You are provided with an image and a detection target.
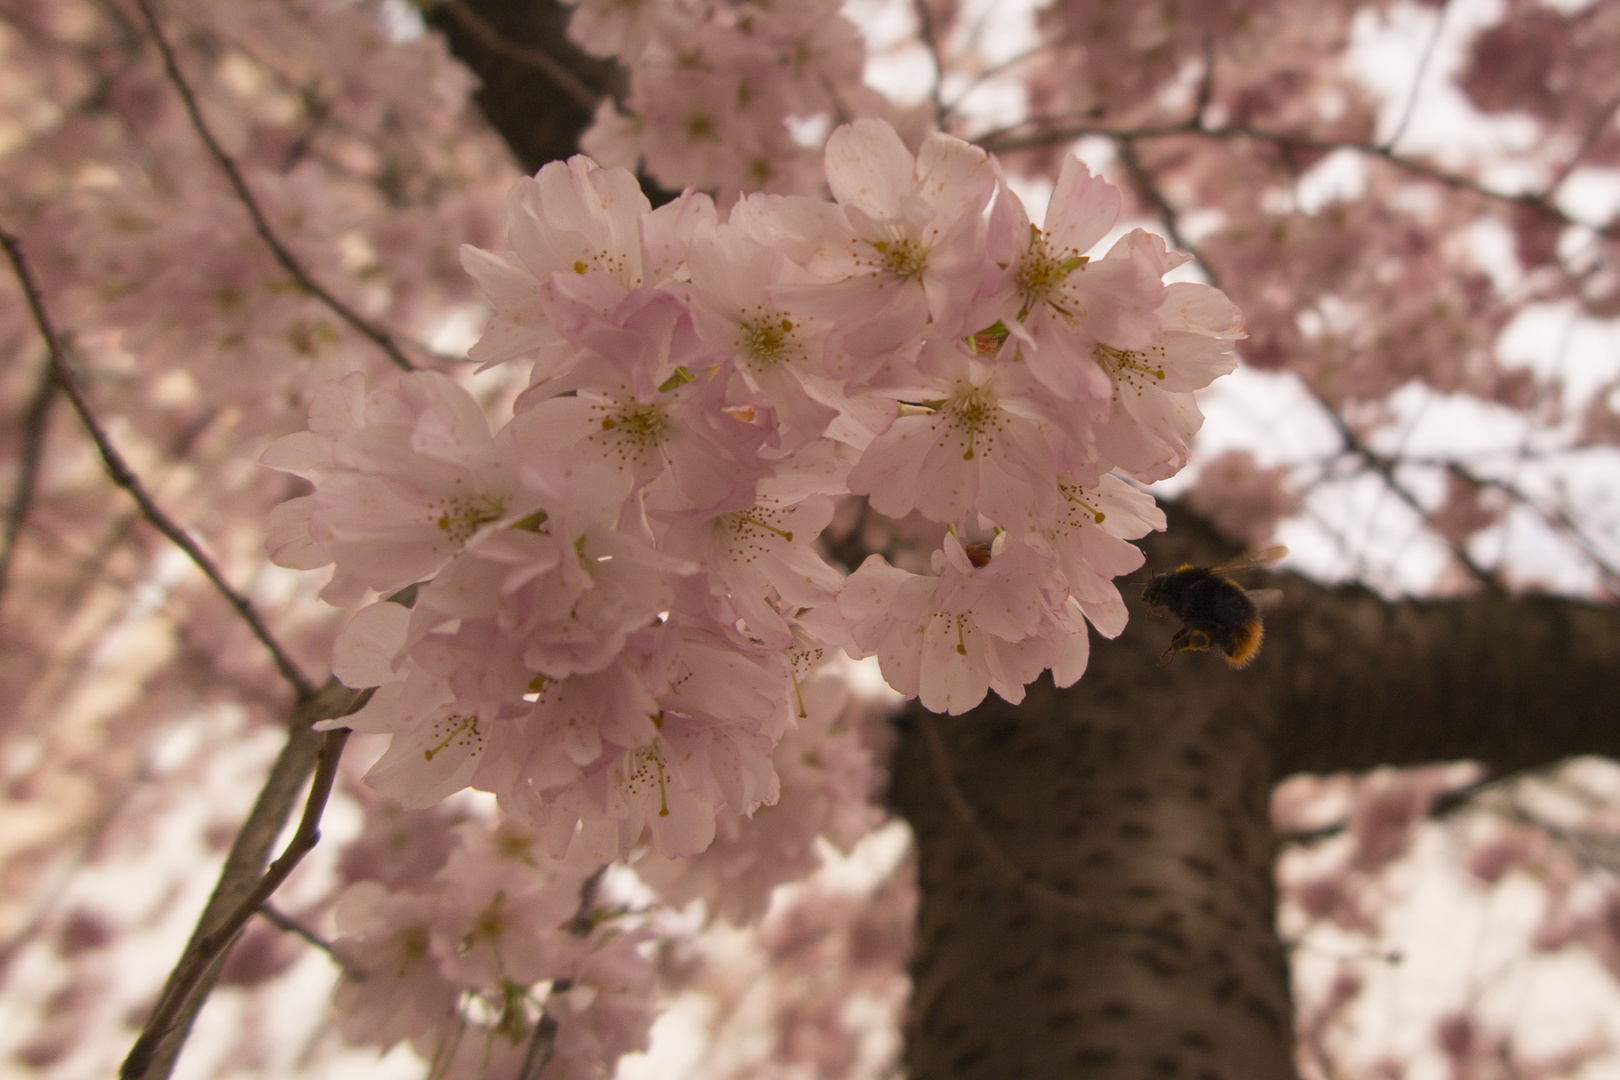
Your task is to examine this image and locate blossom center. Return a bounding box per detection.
[868,232,929,281]
[736,309,800,368]
[432,493,506,544]
[719,508,794,555]
[1094,343,1167,399]
[624,744,672,817]
[598,400,669,444]
[946,383,999,461]
[1057,480,1107,525]
[1017,226,1087,317]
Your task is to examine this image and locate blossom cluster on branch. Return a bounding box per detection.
[267,117,1236,859]
[329,818,655,1080]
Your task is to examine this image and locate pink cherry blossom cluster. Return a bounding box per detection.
[267,116,1242,853]
[562,0,886,202]
[329,817,655,1080]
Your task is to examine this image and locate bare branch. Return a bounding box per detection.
[437,0,601,112]
[978,116,1611,234]
[1545,84,1620,199]
[0,357,56,602]
[257,902,340,959]
[1381,0,1452,153]
[0,227,316,699]
[568,864,611,938]
[1193,34,1216,122]
[131,0,418,373]
[940,43,1054,115]
[1116,139,1224,290]
[1324,409,1506,591]
[121,684,366,1080]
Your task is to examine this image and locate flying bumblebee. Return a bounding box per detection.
[1142,545,1287,669]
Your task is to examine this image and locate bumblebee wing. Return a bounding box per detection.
[1206,545,1289,577]
[1246,588,1284,611]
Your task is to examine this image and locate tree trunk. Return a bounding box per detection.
[890,659,1294,1080]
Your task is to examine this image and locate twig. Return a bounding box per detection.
[1545,86,1620,198]
[1381,0,1451,153]
[568,864,610,938]
[1323,408,1505,591]
[1115,139,1223,290]
[121,684,367,1080]
[0,227,316,699]
[0,357,56,602]
[940,43,1054,115]
[1443,458,1620,593]
[257,902,339,958]
[1279,770,1514,846]
[518,1006,561,1080]
[436,0,601,112]
[978,116,1611,234]
[131,0,416,373]
[1193,34,1216,123]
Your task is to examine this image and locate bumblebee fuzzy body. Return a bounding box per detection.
[1142,546,1284,669]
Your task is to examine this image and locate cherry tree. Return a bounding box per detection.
[0,1,1618,1079]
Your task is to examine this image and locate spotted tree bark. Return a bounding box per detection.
[890,662,1292,1080]
[889,511,1620,1079]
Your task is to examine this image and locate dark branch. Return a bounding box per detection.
[131,0,417,373]
[0,228,316,700]
[426,0,626,177]
[438,0,600,111]
[1115,139,1223,291]
[1324,409,1506,591]
[257,903,339,959]
[1380,0,1452,153]
[0,357,56,602]
[979,117,1610,234]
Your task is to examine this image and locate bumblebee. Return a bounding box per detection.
[1142,546,1286,669]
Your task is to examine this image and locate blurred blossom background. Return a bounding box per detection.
[1,0,1618,1077]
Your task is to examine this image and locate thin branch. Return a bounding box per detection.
[1279,770,1515,846]
[940,43,1055,115]
[0,227,316,699]
[1324,407,1505,591]
[121,686,366,1080]
[567,864,610,938]
[1442,458,1620,593]
[436,0,601,112]
[1381,0,1451,153]
[1115,139,1223,290]
[978,116,1611,234]
[1544,84,1620,198]
[512,871,607,1080]
[1193,34,1216,123]
[257,902,339,959]
[0,357,56,602]
[518,1006,561,1080]
[131,0,416,373]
